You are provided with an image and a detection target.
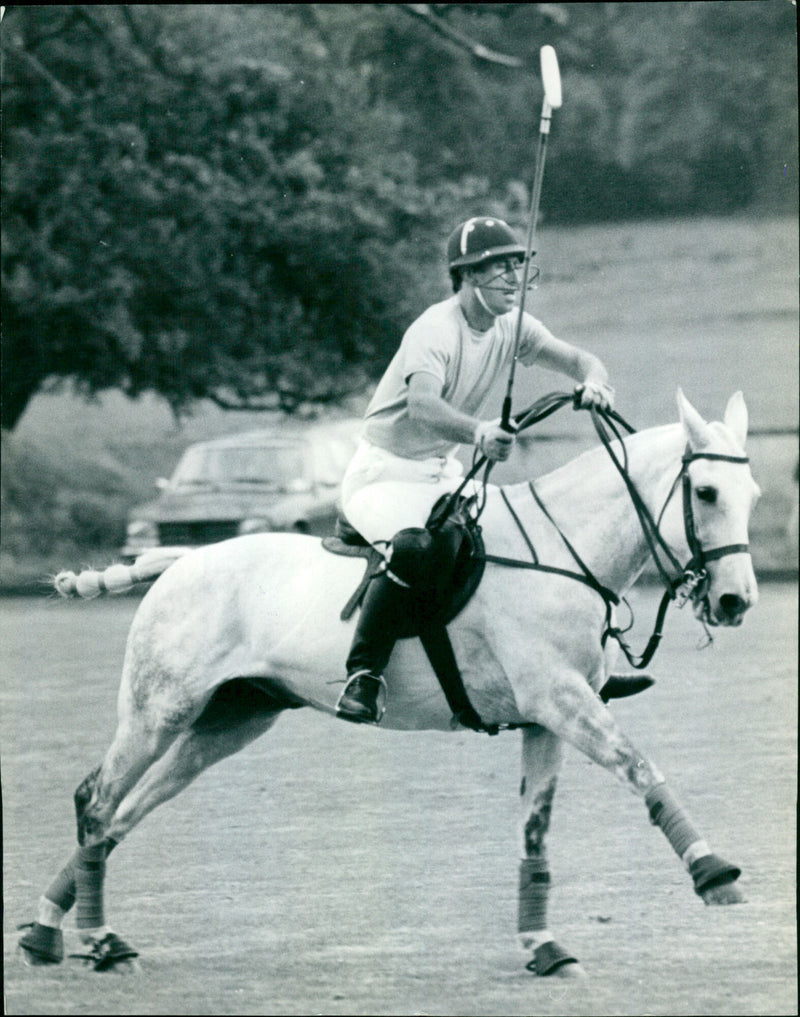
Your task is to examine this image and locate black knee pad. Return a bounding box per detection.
[387,528,436,587]
[388,526,464,590]
[433,517,467,566]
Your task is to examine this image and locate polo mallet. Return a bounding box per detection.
[501,45,562,432]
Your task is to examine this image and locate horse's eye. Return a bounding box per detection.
[695,487,717,505]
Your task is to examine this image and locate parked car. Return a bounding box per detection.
[121,419,361,561]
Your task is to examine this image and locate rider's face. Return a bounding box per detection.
[467,256,531,315]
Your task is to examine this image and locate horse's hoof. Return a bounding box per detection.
[526,941,584,978]
[17,922,64,965]
[106,957,141,975]
[71,956,141,975]
[69,931,140,972]
[689,853,743,904]
[701,880,746,905]
[551,960,588,979]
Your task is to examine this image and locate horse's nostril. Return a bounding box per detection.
[719,593,746,616]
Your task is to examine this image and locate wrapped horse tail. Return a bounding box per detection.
[53,549,187,599]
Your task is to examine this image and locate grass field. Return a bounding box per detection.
[1,213,797,1014]
[1,213,797,586]
[1,583,797,1015]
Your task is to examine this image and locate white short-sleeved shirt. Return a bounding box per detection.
[362,295,554,459]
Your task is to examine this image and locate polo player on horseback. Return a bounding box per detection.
[336,215,616,724]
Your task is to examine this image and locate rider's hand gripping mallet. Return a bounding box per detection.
[501,45,562,432]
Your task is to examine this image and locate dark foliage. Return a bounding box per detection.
[1,3,796,429]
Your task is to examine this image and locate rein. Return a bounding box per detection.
[601,440,750,668]
[429,392,581,526]
[451,392,751,670]
[590,408,750,593]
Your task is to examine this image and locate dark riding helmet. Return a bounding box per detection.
[446,216,528,270]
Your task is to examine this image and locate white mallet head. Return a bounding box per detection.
[540,46,562,109]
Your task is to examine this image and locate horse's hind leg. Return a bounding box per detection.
[77,705,188,847]
[531,671,744,906]
[19,703,185,967]
[21,695,284,968]
[107,702,284,842]
[517,725,585,979]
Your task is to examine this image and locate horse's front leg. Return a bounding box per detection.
[526,671,744,906]
[517,724,586,979]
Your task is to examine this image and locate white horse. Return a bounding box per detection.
[19,390,760,978]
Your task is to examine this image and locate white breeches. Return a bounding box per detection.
[341,441,474,546]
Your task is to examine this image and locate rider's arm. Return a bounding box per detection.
[407,371,481,444]
[532,332,615,409]
[534,332,608,385]
[407,372,513,459]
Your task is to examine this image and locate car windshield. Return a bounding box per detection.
[170,442,311,491]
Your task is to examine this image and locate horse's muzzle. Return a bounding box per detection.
[696,589,754,627]
[699,555,758,627]
[714,592,749,626]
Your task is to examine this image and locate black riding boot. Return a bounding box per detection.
[599,673,655,702]
[336,570,413,724]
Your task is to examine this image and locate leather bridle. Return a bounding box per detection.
[678,450,751,570]
[440,393,753,670]
[573,408,751,667]
[592,409,751,603]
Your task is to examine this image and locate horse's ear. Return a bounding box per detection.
[723,391,748,447]
[677,388,712,450]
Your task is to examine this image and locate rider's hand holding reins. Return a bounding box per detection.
[475,418,518,461]
[575,381,616,412]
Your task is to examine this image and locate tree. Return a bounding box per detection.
[2,3,796,430]
[1,5,464,430]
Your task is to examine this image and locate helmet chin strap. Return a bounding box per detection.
[474,286,498,318]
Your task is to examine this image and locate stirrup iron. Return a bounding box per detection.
[335,671,387,724]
